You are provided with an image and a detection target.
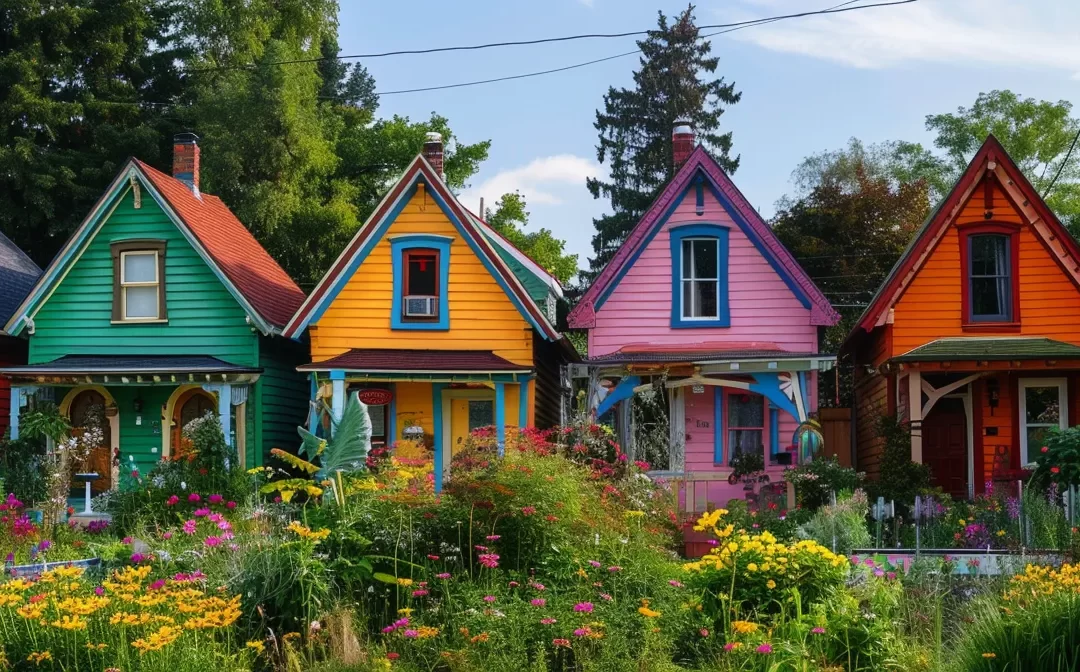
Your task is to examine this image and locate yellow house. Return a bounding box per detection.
[284,134,576,489]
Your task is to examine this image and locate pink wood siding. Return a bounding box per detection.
[684,388,717,471]
[588,189,818,357]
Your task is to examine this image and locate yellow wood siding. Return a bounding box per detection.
[310,190,534,365]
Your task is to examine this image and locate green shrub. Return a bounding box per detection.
[785,456,863,511]
[953,590,1080,670]
[871,415,932,512]
[798,489,873,554]
[0,437,47,505]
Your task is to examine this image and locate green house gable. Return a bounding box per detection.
[29,187,256,367]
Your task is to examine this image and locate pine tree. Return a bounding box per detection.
[583,5,741,281]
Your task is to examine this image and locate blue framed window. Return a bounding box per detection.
[669,224,729,328]
[391,234,452,330]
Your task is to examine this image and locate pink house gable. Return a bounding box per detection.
[570,146,838,356]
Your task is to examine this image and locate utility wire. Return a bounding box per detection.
[1043,128,1080,199]
[191,0,916,73]
[368,0,914,97]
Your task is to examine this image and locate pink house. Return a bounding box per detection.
[569,123,839,530]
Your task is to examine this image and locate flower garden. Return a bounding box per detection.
[1,403,1080,670]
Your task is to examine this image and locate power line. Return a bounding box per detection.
[366,0,916,97]
[1043,128,1080,199]
[192,0,916,74]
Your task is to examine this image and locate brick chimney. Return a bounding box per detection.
[423,132,444,179]
[672,120,695,169]
[172,133,200,193]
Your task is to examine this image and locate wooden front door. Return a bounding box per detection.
[171,389,217,460]
[449,397,495,458]
[69,391,111,493]
[923,397,968,499]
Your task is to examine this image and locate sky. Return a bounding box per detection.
[337,0,1080,274]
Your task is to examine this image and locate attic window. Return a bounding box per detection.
[390,235,451,331]
[668,224,730,328]
[959,223,1020,330]
[111,240,167,323]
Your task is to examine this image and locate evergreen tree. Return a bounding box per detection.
[584,5,741,281]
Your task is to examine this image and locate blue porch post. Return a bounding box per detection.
[307,374,319,432]
[769,404,780,460]
[432,383,447,493]
[217,384,233,449]
[388,383,398,444]
[329,370,346,434]
[9,387,21,440]
[495,382,506,457]
[518,377,531,430]
[713,386,723,466]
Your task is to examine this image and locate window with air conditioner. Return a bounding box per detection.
[391,235,451,331]
[403,249,439,319]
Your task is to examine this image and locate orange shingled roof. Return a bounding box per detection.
[135,160,306,329]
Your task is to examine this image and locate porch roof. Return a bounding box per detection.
[584,347,835,370]
[893,337,1080,363]
[298,348,532,374]
[0,355,261,377]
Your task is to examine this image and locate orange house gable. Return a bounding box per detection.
[845,135,1080,499]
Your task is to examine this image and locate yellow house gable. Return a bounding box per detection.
[310,188,534,365]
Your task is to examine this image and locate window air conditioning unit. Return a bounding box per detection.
[404,295,438,317]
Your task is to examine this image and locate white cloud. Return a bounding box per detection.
[714,0,1080,76]
[460,154,602,209]
[577,0,595,6]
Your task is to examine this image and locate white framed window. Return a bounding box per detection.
[680,238,719,320]
[1018,378,1068,465]
[120,251,161,320]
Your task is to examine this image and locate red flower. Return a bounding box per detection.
[1041,446,1049,453]
[1051,466,1061,474]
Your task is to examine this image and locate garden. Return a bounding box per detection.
[0,397,1079,670]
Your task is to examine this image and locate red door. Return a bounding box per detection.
[923,398,968,499]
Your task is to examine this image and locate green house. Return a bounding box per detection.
[1,135,308,489]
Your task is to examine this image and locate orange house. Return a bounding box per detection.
[844,136,1080,499]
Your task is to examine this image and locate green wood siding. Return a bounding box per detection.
[113,386,172,478]
[256,335,308,465]
[29,188,257,366]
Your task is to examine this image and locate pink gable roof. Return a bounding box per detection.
[568,146,838,329]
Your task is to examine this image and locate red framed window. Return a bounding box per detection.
[725,390,766,466]
[958,223,1020,330]
[402,248,439,321]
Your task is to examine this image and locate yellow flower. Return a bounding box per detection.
[246,640,266,655]
[958,519,966,526]
[398,607,414,616]
[86,643,107,651]
[766,580,777,590]
[625,510,646,518]
[746,563,758,572]
[982,652,996,659]
[638,606,662,618]
[26,651,52,665]
[997,530,1006,537]
[731,620,759,635]
[132,625,183,654]
[50,614,88,630]
[286,520,331,542]
[416,626,440,639]
[396,578,414,587]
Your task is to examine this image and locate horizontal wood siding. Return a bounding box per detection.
[589,188,818,356]
[112,386,173,478]
[854,327,890,479]
[684,387,717,471]
[29,189,256,366]
[257,335,310,466]
[310,190,534,366]
[532,336,567,429]
[0,338,26,437]
[394,382,435,443]
[891,179,1080,356]
[976,374,1014,485]
[820,407,852,467]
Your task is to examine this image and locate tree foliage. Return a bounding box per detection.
[485,192,578,285]
[584,5,741,281]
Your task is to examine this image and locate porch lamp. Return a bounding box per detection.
[133,396,143,413]
[986,378,1000,415]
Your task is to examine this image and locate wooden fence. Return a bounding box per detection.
[819,407,852,467]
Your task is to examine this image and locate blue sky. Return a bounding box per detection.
[338,0,1080,272]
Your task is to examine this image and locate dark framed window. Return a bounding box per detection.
[681,238,719,319]
[402,248,440,322]
[726,392,765,466]
[111,240,167,322]
[959,223,1020,329]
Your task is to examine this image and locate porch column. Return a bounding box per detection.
[307,374,319,432]
[432,383,447,493]
[218,384,233,449]
[907,371,923,463]
[495,382,506,457]
[9,386,21,440]
[329,369,345,434]
[518,377,531,430]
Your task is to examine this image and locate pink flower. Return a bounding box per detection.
[482,595,496,603]
[486,534,501,541]
[427,554,440,561]
[122,537,133,545]
[669,580,684,588]
[521,506,536,516]
[573,602,594,613]
[226,501,237,510]
[478,553,500,569]
[531,582,546,591]
[531,598,546,607]
[474,545,488,552]
[381,625,396,634]
[700,628,709,638]
[723,643,738,651]
[588,560,601,568]
[552,638,570,648]
[436,573,451,579]
[574,628,589,637]
[208,494,223,505]
[599,593,612,601]
[130,553,147,564]
[182,520,197,535]
[508,581,519,588]
[148,579,166,591]
[162,531,173,540]
[412,589,428,597]
[217,520,232,531]
[204,536,222,548]
[811,627,826,635]
[208,513,223,523]
[166,495,179,507]
[193,508,211,517]
[706,539,719,547]
[541,617,557,625]
[229,544,239,552]
[607,565,622,573]
[94,586,105,596]
[756,643,773,654]
[402,629,419,639]
[188,493,201,503]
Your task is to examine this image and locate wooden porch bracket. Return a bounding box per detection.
[920,373,984,417]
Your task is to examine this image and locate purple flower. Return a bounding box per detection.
[402,629,418,639]
[573,602,594,613]
[38,540,51,552]
[130,553,146,564]
[756,643,773,654]
[573,628,588,637]
[588,560,601,568]
[1007,497,1021,520]
[706,539,719,547]
[94,586,105,596]
[873,568,885,578]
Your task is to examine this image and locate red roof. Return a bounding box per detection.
[298,348,531,372]
[135,160,306,329]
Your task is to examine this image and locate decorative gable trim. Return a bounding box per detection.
[852,135,1080,338]
[283,156,559,341]
[568,146,838,329]
[5,161,277,337]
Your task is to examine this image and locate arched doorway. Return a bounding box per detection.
[171,388,217,461]
[68,390,112,493]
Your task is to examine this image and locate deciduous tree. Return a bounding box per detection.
[485,192,578,285]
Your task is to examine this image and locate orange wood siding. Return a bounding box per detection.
[975,374,1014,486]
[853,327,890,478]
[890,178,1080,357]
[309,190,534,365]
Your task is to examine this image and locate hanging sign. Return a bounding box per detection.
[357,389,393,406]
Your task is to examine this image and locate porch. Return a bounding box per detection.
[1,355,260,490]
[578,348,836,521]
[886,337,1080,499]
[298,348,534,491]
